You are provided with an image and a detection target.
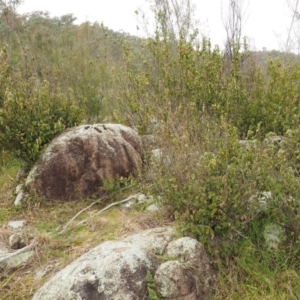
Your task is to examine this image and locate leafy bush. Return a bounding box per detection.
[154,129,300,239]
[143,117,300,297]
[0,78,83,165]
[0,47,10,107]
[117,27,300,139]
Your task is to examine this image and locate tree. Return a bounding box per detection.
[284,0,300,53]
[222,0,248,62]
[147,0,199,42]
[0,0,23,32]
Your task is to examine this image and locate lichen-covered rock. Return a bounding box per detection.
[122,193,154,210]
[9,231,26,249]
[32,240,156,300]
[0,250,34,270]
[32,228,216,300]
[263,223,286,251]
[0,225,34,270]
[14,192,25,206]
[24,124,142,201]
[7,220,26,229]
[155,260,197,299]
[123,227,175,255]
[155,237,217,299]
[166,238,214,276]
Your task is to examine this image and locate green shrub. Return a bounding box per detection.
[142,117,300,297]
[150,123,300,242]
[0,47,10,106]
[117,26,300,139]
[0,79,83,165]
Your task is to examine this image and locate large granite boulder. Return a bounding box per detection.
[24,124,142,201]
[32,227,217,300]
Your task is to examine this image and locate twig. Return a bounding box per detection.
[232,229,248,239]
[0,240,37,265]
[77,193,141,226]
[7,175,15,183]
[57,186,137,234]
[58,196,107,234]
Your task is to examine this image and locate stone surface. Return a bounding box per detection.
[32,227,216,300]
[239,140,257,149]
[14,184,23,195]
[146,203,160,212]
[7,220,26,229]
[9,232,26,249]
[122,193,153,209]
[264,135,283,148]
[151,149,163,163]
[123,227,175,255]
[155,260,197,298]
[249,191,273,213]
[14,192,25,206]
[153,237,217,299]
[23,124,142,201]
[263,223,286,251]
[0,250,34,270]
[32,240,156,300]
[0,222,34,271]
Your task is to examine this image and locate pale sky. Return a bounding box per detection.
[17,0,294,52]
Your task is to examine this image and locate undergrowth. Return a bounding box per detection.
[1,0,300,299]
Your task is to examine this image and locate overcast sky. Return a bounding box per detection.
[17,0,294,52]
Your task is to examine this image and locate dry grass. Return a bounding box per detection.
[0,164,174,300]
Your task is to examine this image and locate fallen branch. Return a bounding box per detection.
[77,193,141,226]
[57,185,137,234]
[0,240,37,265]
[58,196,107,234]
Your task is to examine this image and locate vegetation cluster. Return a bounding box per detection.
[1,0,300,298]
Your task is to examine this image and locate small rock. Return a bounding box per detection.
[249,191,272,213]
[123,227,175,255]
[15,184,23,195]
[264,135,283,148]
[122,193,154,209]
[146,204,160,212]
[263,223,286,251]
[7,220,26,229]
[149,149,172,165]
[9,231,26,249]
[151,149,163,162]
[0,251,34,270]
[14,192,25,206]
[137,193,150,202]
